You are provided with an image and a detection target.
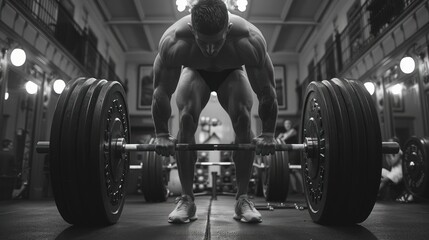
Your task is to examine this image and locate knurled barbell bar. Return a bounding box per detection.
[34,77,401,226]
[36,138,399,155]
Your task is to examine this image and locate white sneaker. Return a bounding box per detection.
[233,195,262,223]
[168,195,198,223]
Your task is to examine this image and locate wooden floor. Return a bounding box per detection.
[1,193,429,240]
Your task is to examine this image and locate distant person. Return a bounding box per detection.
[277,120,297,144]
[0,139,17,200]
[0,139,16,176]
[379,137,414,203]
[277,120,303,193]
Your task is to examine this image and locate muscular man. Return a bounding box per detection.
[152,0,278,224]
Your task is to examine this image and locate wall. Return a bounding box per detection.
[72,0,126,79]
[298,0,357,82]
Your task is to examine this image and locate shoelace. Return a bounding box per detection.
[237,198,255,212]
[174,196,192,210]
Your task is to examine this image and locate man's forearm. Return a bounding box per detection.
[152,89,172,135]
[258,87,278,136]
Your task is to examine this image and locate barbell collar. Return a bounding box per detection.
[381,141,400,154]
[36,141,50,153]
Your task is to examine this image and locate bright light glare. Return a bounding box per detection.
[53,79,66,94]
[176,0,248,12]
[176,0,187,12]
[399,56,415,74]
[391,84,402,95]
[211,91,217,97]
[10,48,26,67]
[25,81,38,95]
[364,82,375,95]
[237,0,247,12]
[4,92,9,100]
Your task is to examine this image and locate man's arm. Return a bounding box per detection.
[151,53,182,136]
[246,52,278,137]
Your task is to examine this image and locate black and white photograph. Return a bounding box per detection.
[1,0,429,240]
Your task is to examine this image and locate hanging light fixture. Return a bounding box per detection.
[4,92,9,100]
[176,0,248,12]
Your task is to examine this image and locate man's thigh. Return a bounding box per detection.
[216,69,254,115]
[175,67,211,114]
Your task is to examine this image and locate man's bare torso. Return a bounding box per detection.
[158,13,267,72]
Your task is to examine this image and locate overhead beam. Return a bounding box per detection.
[111,25,129,51]
[95,0,112,20]
[297,0,332,53]
[133,0,156,52]
[269,0,294,52]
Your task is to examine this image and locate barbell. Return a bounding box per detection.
[36,77,401,226]
[36,138,399,154]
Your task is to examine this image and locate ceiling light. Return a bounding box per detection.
[391,83,402,95]
[399,56,415,74]
[25,81,38,94]
[10,48,26,67]
[177,0,248,12]
[4,92,9,100]
[236,0,247,12]
[176,0,187,12]
[53,79,66,94]
[364,82,375,95]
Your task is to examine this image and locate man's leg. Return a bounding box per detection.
[168,68,211,223]
[217,69,262,223]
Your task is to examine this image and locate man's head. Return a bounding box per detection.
[189,0,232,57]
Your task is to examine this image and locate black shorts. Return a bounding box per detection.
[197,68,241,92]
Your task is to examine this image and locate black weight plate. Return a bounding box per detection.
[403,137,429,198]
[262,138,290,202]
[142,138,169,202]
[331,78,369,224]
[300,81,338,223]
[347,79,382,221]
[49,77,87,224]
[76,79,108,225]
[60,78,98,224]
[90,81,130,224]
[320,79,352,223]
[252,155,264,197]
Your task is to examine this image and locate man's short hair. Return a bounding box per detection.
[191,0,228,35]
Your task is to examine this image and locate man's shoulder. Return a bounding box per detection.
[228,14,250,38]
[158,17,194,63]
[228,16,267,66]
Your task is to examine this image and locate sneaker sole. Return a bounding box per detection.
[168,215,198,224]
[233,214,262,223]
